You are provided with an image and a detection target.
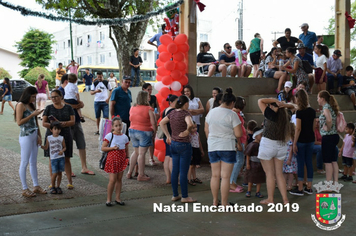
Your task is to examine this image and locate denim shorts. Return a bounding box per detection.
[129,129,153,147]
[264,69,276,78]
[3,95,12,101]
[51,157,65,174]
[208,151,236,164]
[94,101,109,119]
[342,156,353,167]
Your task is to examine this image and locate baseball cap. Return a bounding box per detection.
[300,23,309,28]
[333,50,342,57]
[123,75,131,80]
[284,81,293,88]
[297,43,306,49]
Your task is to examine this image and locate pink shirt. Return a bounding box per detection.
[342,134,355,158]
[68,65,78,74]
[35,80,48,94]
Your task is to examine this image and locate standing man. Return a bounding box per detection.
[296,43,315,93]
[147,24,166,60]
[66,60,80,75]
[56,63,66,89]
[110,75,132,138]
[326,50,344,94]
[219,43,238,77]
[90,71,112,135]
[59,74,95,175]
[299,23,318,55]
[82,69,94,92]
[129,49,143,87]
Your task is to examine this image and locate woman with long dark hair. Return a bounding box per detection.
[183,85,204,132]
[257,98,294,204]
[0,77,15,114]
[313,45,329,92]
[160,95,196,203]
[205,88,242,206]
[15,86,46,197]
[317,90,340,188]
[290,89,316,196]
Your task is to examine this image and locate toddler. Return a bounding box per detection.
[188,123,204,186]
[339,123,355,181]
[64,73,85,122]
[283,124,298,190]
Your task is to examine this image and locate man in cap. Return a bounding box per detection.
[296,43,315,93]
[299,23,318,55]
[326,50,343,94]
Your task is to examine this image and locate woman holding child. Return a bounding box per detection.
[42,89,75,189]
[264,47,288,93]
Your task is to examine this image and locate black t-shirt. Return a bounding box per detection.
[197,53,216,63]
[130,56,143,70]
[149,95,157,109]
[296,107,316,143]
[342,76,356,90]
[83,73,94,86]
[219,54,235,63]
[263,106,280,140]
[277,36,299,51]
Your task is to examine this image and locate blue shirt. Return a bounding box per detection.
[297,53,314,66]
[83,73,94,86]
[150,32,163,47]
[110,86,132,120]
[219,54,236,63]
[58,86,65,97]
[299,31,317,50]
[3,84,11,95]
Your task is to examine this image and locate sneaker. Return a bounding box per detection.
[344,176,353,182]
[149,159,157,166]
[303,187,313,195]
[289,188,304,196]
[340,175,347,180]
[242,183,248,187]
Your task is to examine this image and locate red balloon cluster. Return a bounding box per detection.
[154,33,189,162]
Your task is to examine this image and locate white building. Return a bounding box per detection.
[50,24,159,70]
[0,47,23,78]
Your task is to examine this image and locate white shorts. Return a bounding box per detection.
[36,93,47,102]
[258,137,288,161]
[56,79,61,87]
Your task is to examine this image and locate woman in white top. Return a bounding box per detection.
[313,45,329,92]
[205,88,242,206]
[205,87,222,114]
[108,72,118,89]
[183,85,204,131]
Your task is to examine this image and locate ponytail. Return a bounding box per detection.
[37,74,45,89]
[318,90,339,115]
[222,87,236,106]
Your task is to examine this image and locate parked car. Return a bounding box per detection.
[0,79,33,101]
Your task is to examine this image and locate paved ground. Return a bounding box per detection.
[0,102,355,235]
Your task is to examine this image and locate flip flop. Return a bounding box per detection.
[81,170,95,175]
[67,184,74,190]
[260,199,274,205]
[229,186,244,193]
[71,173,76,177]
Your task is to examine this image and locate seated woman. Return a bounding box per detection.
[197,42,227,77]
[264,47,288,93]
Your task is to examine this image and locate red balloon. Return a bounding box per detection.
[174,34,188,45]
[160,34,173,46]
[162,75,173,85]
[171,70,182,81]
[178,43,189,53]
[156,74,162,82]
[159,52,172,62]
[157,151,166,162]
[175,61,187,71]
[167,43,178,54]
[173,52,184,62]
[160,87,171,98]
[172,90,182,97]
[156,59,164,67]
[154,149,159,157]
[155,139,165,151]
[164,60,175,71]
[180,75,188,86]
[157,67,170,76]
[158,44,167,53]
[155,92,163,102]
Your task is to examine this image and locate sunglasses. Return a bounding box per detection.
[226,46,232,49]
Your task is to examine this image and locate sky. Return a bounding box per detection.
[0,0,336,54]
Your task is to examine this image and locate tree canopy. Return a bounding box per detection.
[15,28,55,78]
[36,0,164,78]
[0,68,12,80]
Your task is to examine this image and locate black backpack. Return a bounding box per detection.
[302,60,313,74]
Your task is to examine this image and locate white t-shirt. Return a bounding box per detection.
[104,133,129,150]
[108,77,117,89]
[315,54,327,70]
[189,97,202,125]
[47,135,65,160]
[91,81,112,102]
[64,82,78,100]
[205,107,241,152]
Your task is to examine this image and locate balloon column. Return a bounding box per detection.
[154,33,189,162]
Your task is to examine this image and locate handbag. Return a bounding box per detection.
[99,132,114,170]
[156,125,164,139]
[302,60,313,74]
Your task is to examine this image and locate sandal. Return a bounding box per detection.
[94,131,99,135]
[50,187,57,194]
[126,173,132,179]
[245,191,251,198]
[255,192,264,198]
[71,173,76,177]
[67,184,74,190]
[193,178,202,184]
[56,187,63,194]
[22,189,36,198]
[260,199,274,205]
[80,117,85,123]
[188,180,196,186]
[33,186,47,194]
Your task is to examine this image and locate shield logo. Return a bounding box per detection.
[315,193,342,225]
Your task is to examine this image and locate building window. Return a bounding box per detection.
[68,40,71,47]
[77,57,82,64]
[87,35,91,43]
[77,37,83,46]
[109,52,111,57]
[87,56,92,65]
[100,32,105,41]
[200,33,208,42]
[144,52,147,61]
[100,54,105,64]
[63,42,65,49]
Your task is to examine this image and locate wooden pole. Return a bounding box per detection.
[335,0,351,71]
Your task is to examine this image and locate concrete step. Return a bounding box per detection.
[244,94,355,113]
